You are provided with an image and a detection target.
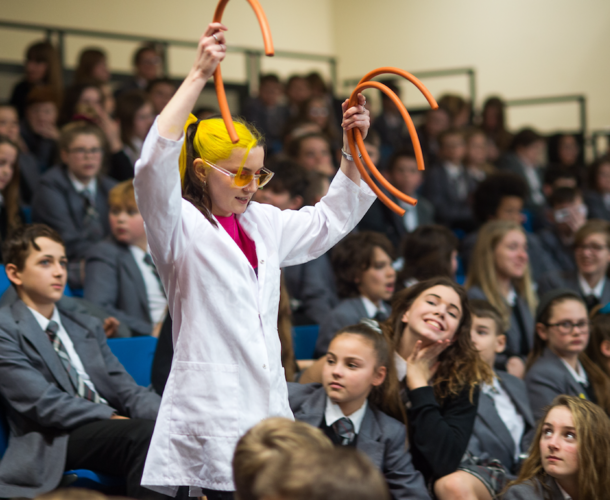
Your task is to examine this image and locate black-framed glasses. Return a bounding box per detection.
[545,320,590,335]
[575,243,608,252]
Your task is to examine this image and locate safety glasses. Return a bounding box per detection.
[202,159,274,189]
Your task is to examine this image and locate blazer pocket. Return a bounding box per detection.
[169,361,239,437]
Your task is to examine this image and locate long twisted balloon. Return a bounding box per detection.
[213,0,274,144]
[347,68,438,215]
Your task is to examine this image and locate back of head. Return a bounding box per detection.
[549,186,580,209]
[469,299,507,336]
[472,172,527,223]
[253,447,390,500]
[511,127,543,151]
[233,417,332,500]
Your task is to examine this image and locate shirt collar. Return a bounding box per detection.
[27,305,61,332]
[67,171,97,196]
[394,351,408,382]
[555,480,572,500]
[361,296,387,318]
[129,244,147,261]
[559,357,589,386]
[577,273,605,299]
[505,286,517,307]
[324,396,368,434]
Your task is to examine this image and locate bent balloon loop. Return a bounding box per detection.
[347,67,439,215]
[213,0,274,144]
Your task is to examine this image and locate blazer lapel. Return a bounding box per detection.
[601,279,610,307]
[356,407,385,468]
[13,301,74,394]
[477,392,515,458]
[120,245,151,320]
[544,348,586,399]
[62,170,86,229]
[352,298,369,321]
[292,386,326,428]
[499,375,535,429]
[516,297,534,351]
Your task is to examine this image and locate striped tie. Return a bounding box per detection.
[332,417,356,446]
[46,320,103,404]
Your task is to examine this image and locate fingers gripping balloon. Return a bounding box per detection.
[347,68,439,215]
[213,0,274,144]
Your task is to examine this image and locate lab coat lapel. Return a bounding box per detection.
[292,386,326,428]
[13,300,74,394]
[357,407,385,469]
[237,213,266,288]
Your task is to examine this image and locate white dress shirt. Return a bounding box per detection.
[578,273,605,299]
[398,199,418,232]
[443,161,468,200]
[560,358,589,387]
[67,171,97,198]
[521,161,545,206]
[482,378,525,461]
[361,296,389,319]
[325,397,368,434]
[129,245,167,324]
[28,305,106,402]
[394,351,408,382]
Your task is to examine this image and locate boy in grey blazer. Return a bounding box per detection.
[0,224,162,499]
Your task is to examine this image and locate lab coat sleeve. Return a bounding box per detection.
[271,169,377,267]
[133,117,188,264]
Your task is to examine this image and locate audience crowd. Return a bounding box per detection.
[1,39,610,500]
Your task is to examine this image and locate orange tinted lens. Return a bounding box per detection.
[233,170,254,187]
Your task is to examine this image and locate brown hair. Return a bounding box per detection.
[25,85,61,109]
[469,299,507,337]
[2,224,64,272]
[587,314,610,378]
[278,273,296,382]
[384,277,493,401]
[574,219,610,250]
[252,447,390,500]
[504,395,610,500]
[588,155,610,193]
[528,293,610,413]
[108,179,137,211]
[58,120,105,153]
[330,323,406,424]
[331,231,395,299]
[60,83,105,125]
[232,417,332,500]
[116,90,151,149]
[73,48,107,85]
[0,136,22,236]
[25,41,63,96]
[286,132,331,160]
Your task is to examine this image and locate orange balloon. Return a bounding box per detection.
[213,0,274,144]
[347,68,438,215]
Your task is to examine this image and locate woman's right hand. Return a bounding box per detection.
[192,23,228,81]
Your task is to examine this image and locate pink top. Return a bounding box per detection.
[216,214,258,270]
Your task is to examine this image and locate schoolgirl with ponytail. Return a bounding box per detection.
[288,322,430,500]
[135,23,375,499]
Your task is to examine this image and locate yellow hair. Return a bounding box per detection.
[178,113,262,187]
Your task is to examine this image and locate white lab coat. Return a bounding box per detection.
[135,120,376,494]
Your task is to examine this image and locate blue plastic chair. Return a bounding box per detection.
[107,336,158,387]
[292,325,319,360]
[0,266,10,297]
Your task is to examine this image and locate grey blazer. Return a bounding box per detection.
[31,165,116,261]
[315,297,389,358]
[422,163,474,228]
[537,270,610,307]
[468,371,535,474]
[584,190,610,221]
[288,383,430,500]
[501,475,565,500]
[467,286,535,368]
[0,300,160,498]
[525,347,591,420]
[84,239,153,336]
[536,228,576,274]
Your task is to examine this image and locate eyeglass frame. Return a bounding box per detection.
[544,319,590,335]
[201,158,274,189]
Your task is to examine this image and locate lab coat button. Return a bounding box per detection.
[263,364,266,369]
[260,260,265,264]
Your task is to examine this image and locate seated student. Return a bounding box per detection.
[84,180,167,337]
[358,150,435,253]
[32,121,117,289]
[287,132,336,177]
[525,289,610,420]
[423,128,477,231]
[0,104,41,204]
[586,313,610,379]
[116,90,155,167]
[395,225,458,292]
[233,416,333,500]
[497,128,546,231]
[115,45,162,97]
[315,232,395,358]
[583,155,610,220]
[416,107,450,167]
[253,447,391,500]
[384,278,494,494]
[0,224,162,499]
[536,187,587,273]
[147,78,177,116]
[502,395,610,500]
[438,300,535,500]
[255,160,339,326]
[289,323,429,500]
[464,127,495,181]
[0,136,24,249]
[466,220,537,378]
[461,172,554,282]
[21,85,60,172]
[541,166,578,200]
[538,220,610,310]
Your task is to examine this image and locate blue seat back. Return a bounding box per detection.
[292,325,319,360]
[0,407,8,460]
[0,266,10,298]
[107,336,158,387]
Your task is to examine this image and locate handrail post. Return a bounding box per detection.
[57,30,66,82]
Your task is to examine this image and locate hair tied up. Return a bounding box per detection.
[359,318,383,335]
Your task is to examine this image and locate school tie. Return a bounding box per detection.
[332,417,356,446]
[143,253,164,293]
[373,310,386,323]
[584,294,599,312]
[46,320,102,404]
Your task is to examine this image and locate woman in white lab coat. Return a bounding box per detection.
[135,23,375,498]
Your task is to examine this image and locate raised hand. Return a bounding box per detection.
[194,22,228,81]
[341,93,370,148]
[405,339,452,390]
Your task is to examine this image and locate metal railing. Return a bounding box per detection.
[590,130,610,159]
[0,19,338,95]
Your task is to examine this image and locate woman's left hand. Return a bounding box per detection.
[341,93,370,149]
[405,339,452,390]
